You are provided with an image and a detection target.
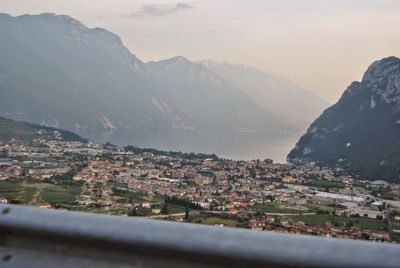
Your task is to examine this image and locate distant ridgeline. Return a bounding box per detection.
[288,57,400,182]
[0,116,86,142]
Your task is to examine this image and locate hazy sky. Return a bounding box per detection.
[1,0,400,103]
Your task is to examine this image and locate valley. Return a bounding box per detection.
[1,136,399,243]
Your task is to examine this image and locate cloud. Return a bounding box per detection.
[127,3,193,18]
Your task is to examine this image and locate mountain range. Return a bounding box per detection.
[198,60,327,128]
[288,57,400,181]
[0,13,326,135]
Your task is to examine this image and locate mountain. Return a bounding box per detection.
[144,56,287,131]
[0,13,291,134]
[0,13,192,131]
[0,116,85,142]
[288,57,400,181]
[198,60,328,129]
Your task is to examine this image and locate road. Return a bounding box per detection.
[147,210,315,219]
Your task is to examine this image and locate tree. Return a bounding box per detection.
[361,233,370,240]
[164,196,202,210]
[264,159,273,164]
[185,206,190,220]
[346,221,354,228]
[161,203,169,214]
[128,207,137,217]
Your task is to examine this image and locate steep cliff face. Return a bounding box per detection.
[288,57,400,181]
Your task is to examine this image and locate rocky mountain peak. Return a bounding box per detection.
[154,56,192,67]
[362,56,400,83]
[288,56,400,182]
[361,57,400,105]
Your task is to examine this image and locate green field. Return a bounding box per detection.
[166,204,187,214]
[109,186,188,215]
[380,190,400,201]
[304,204,343,213]
[0,178,81,204]
[111,186,164,204]
[188,212,244,227]
[202,217,240,227]
[250,203,306,214]
[69,206,128,216]
[306,180,345,189]
[289,214,386,231]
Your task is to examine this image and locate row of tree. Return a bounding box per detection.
[164,196,203,210]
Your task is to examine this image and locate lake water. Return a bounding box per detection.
[78,128,303,163]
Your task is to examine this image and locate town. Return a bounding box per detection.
[1,136,400,243]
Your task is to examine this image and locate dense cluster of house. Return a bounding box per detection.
[1,138,399,242]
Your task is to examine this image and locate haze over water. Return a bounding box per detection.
[79,129,301,163]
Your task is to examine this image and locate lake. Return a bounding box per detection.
[77,128,303,163]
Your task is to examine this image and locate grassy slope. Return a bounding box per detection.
[0,116,85,142]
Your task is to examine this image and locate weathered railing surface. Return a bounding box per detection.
[0,204,399,268]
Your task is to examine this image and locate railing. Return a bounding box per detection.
[0,204,399,268]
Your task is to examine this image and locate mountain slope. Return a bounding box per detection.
[0,13,191,131]
[0,13,293,134]
[198,60,328,129]
[0,116,85,142]
[145,57,288,131]
[288,57,400,181]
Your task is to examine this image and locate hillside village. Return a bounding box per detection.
[1,137,400,243]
